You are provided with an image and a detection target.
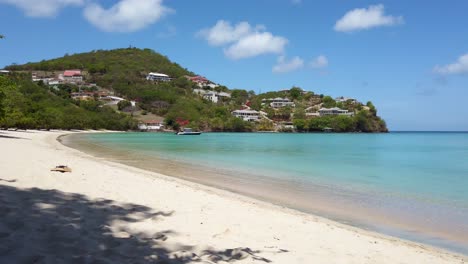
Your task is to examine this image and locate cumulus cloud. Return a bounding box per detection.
[83,0,173,32]
[0,0,84,17]
[433,53,468,75]
[272,56,304,73]
[198,20,288,60]
[310,55,328,69]
[334,4,403,32]
[197,20,255,46]
[224,32,288,60]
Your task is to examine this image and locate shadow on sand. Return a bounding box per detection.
[0,185,272,263]
[0,134,28,140]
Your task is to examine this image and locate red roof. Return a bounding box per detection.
[189,76,209,83]
[63,70,82,77]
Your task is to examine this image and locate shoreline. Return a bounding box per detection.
[1,130,466,263]
[61,132,468,255]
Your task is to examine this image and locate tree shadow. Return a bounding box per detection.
[0,185,271,263]
[0,133,28,139]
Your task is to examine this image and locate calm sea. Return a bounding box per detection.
[63,132,468,255]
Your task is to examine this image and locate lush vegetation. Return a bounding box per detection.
[3,48,388,132]
[0,74,136,130]
[6,48,194,88]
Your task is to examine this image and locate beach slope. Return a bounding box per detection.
[0,130,465,263]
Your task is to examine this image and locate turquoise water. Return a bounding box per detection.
[71,132,468,254]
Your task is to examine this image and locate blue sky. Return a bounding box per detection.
[1,0,468,131]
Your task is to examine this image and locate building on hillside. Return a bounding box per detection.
[146,72,171,82]
[99,95,125,105]
[203,91,231,103]
[31,72,54,83]
[335,96,357,104]
[47,79,63,86]
[187,75,219,88]
[232,109,261,122]
[61,70,83,83]
[262,97,295,108]
[0,70,10,74]
[71,92,94,101]
[318,107,354,116]
[193,88,207,95]
[187,75,209,85]
[138,120,165,131]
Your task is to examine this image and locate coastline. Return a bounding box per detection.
[0,130,466,263]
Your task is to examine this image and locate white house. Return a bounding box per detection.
[232,109,261,122]
[318,107,354,116]
[202,91,231,103]
[0,70,9,74]
[47,79,62,86]
[262,97,295,108]
[335,96,357,104]
[99,96,135,106]
[146,72,171,82]
[138,120,164,131]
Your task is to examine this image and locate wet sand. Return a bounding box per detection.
[62,133,468,255]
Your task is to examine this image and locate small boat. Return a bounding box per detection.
[176,128,202,135]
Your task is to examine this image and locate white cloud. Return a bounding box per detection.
[433,53,468,75]
[197,20,254,46]
[310,55,328,69]
[224,32,288,60]
[334,4,403,32]
[83,0,173,32]
[0,0,84,17]
[272,56,304,73]
[198,20,288,60]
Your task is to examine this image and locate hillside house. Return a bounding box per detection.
[138,120,164,131]
[187,75,218,88]
[262,97,295,108]
[203,91,231,103]
[146,72,171,82]
[61,70,83,83]
[318,107,354,116]
[71,92,94,101]
[232,109,261,122]
[335,96,357,104]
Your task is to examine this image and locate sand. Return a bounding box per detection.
[0,130,466,263]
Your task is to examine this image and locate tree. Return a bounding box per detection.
[366,101,377,116]
[289,86,302,100]
[322,96,336,108]
[293,107,306,120]
[257,119,274,131]
[0,35,4,39]
[331,115,356,132]
[231,89,249,105]
[0,90,5,119]
[117,100,132,111]
[293,119,307,132]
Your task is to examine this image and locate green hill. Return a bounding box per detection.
[0,74,136,130]
[2,48,388,132]
[6,48,193,88]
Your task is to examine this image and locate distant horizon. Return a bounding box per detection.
[1,1,467,131]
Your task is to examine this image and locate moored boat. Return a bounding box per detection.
[176,128,202,135]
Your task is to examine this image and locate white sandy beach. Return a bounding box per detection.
[0,130,466,263]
